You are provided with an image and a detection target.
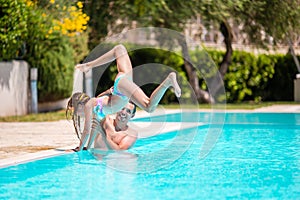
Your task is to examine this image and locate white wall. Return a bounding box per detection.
[0,60,29,117]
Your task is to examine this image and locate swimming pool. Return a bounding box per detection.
[1,112,300,199]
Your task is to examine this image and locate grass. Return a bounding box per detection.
[0,110,67,122]
[0,102,299,122]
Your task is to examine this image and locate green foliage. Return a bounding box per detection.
[191,49,255,102]
[70,31,90,64]
[129,48,184,104]
[264,54,299,101]
[228,52,275,102]
[97,47,297,104]
[84,0,200,49]
[191,49,222,90]
[247,0,300,44]
[21,3,75,102]
[198,0,300,47]
[28,35,75,102]
[0,0,28,60]
[1,0,90,102]
[83,0,113,49]
[207,50,275,102]
[206,50,299,103]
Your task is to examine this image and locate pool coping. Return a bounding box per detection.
[1,105,300,168]
[0,147,72,168]
[0,121,204,168]
[0,109,199,168]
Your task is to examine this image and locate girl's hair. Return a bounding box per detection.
[66,92,90,140]
[129,100,137,117]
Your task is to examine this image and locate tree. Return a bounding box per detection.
[82,0,115,49]
[1,0,90,102]
[82,0,300,103]
[109,0,216,103]
[195,0,300,98]
[239,0,300,71]
[27,0,90,101]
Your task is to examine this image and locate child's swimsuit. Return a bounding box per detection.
[112,75,129,100]
[93,96,106,120]
[93,75,129,120]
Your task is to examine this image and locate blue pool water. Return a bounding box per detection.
[1,112,300,199]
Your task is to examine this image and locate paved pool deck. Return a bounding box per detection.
[1,104,300,168]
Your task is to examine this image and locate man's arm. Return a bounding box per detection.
[117,127,138,150]
[88,116,130,150]
[102,118,138,150]
[104,130,137,150]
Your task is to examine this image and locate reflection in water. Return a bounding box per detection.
[88,125,201,173]
[89,150,138,199]
[91,149,138,172]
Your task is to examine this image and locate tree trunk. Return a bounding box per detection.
[219,21,233,78]
[179,39,215,103]
[210,20,233,97]
[288,37,300,73]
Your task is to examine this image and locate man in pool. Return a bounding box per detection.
[70,101,137,151]
[87,101,138,150]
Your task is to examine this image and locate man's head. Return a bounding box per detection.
[116,101,136,123]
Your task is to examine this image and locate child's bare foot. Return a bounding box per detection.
[75,63,90,73]
[168,72,181,97]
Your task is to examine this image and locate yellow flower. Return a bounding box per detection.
[55,25,60,30]
[25,0,33,7]
[77,1,83,9]
[49,1,90,36]
[50,0,55,4]
[70,6,76,11]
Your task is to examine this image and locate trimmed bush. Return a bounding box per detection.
[125,48,299,103]
[207,50,299,102]
[263,54,299,101]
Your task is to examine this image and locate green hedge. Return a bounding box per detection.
[58,46,300,103]
[32,44,297,104]
[209,50,299,102]
[263,54,299,101]
[119,48,299,103]
[208,50,275,102]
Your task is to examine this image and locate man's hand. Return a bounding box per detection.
[65,147,87,152]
